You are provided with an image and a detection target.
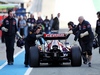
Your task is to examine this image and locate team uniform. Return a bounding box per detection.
[24,26,41,67]
[27,18,36,31]
[2,16,18,64]
[73,20,94,63]
[95,18,100,52]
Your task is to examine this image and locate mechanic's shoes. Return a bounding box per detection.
[25,65,28,67]
[8,62,13,65]
[83,61,87,64]
[24,63,29,67]
[88,62,91,67]
[83,58,88,64]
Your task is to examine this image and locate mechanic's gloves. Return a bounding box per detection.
[36,34,43,38]
[16,31,22,39]
[72,40,77,46]
[65,30,73,36]
[1,27,8,32]
[80,31,89,38]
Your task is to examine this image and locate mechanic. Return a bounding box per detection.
[0,10,22,65]
[95,11,100,53]
[66,21,79,42]
[24,26,42,67]
[66,16,94,67]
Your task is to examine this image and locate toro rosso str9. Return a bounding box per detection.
[29,33,82,67]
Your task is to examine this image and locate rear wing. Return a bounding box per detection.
[43,33,67,40]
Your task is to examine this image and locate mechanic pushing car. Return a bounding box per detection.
[95,11,100,53]
[66,21,79,42]
[24,25,43,67]
[66,16,94,67]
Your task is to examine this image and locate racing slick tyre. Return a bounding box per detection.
[29,46,40,67]
[71,45,82,67]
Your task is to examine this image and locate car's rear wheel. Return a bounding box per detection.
[29,46,40,67]
[71,45,82,67]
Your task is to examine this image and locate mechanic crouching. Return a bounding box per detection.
[66,16,94,67]
[24,26,42,67]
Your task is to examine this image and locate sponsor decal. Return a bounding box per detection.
[44,34,65,37]
[13,21,16,25]
[87,24,91,28]
[6,20,9,23]
[79,25,81,30]
[83,25,86,29]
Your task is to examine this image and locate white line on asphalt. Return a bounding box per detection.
[24,68,33,75]
[0,47,24,70]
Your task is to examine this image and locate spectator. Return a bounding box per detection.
[18,15,26,37]
[36,16,43,25]
[51,13,60,33]
[23,15,28,38]
[27,14,36,32]
[49,14,54,32]
[43,16,50,33]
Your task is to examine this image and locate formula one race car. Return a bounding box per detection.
[29,33,82,67]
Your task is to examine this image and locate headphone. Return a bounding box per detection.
[97,11,100,17]
[33,26,40,32]
[68,21,74,27]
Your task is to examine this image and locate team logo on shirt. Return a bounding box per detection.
[6,20,9,25]
[98,21,100,26]
[6,20,9,22]
[13,21,16,25]
[32,20,34,22]
[83,25,86,29]
[79,25,81,30]
[87,24,91,28]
